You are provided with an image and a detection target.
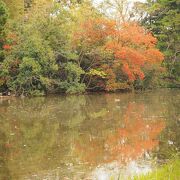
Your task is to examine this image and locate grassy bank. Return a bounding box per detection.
[133,159,180,180]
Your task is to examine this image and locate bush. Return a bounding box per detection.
[0,25,58,96]
[58,62,85,94]
[0,0,8,61]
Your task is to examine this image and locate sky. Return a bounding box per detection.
[93,0,146,5]
[92,0,147,21]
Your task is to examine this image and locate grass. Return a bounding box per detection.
[133,159,180,180]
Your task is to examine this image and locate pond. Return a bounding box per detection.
[0,89,179,179]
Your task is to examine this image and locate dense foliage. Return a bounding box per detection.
[0,0,177,96]
[140,0,180,87]
[0,0,8,61]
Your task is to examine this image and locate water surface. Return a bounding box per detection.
[0,89,179,179]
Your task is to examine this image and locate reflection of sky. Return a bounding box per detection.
[88,160,152,179]
[24,160,152,180]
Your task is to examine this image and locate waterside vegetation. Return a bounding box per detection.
[0,0,179,96]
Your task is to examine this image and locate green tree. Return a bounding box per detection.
[0,0,8,61]
[2,0,23,19]
[0,21,58,96]
[59,62,85,94]
[0,1,86,95]
[141,0,180,86]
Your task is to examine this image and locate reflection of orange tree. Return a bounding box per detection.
[105,103,165,164]
[74,102,165,166]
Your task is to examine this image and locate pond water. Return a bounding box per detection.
[0,89,179,179]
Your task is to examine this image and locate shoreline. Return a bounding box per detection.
[0,88,179,98]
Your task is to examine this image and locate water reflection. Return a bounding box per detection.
[75,102,165,179]
[0,89,179,179]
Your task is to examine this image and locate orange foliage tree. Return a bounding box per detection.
[73,18,164,91]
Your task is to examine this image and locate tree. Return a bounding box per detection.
[98,0,147,25]
[0,0,167,95]
[2,0,23,19]
[99,0,132,23]
[0,27,58,96]
[0,1,86,95]
[73,17,164,91]
[140,0,180,85]
[106,22,164,80]
[0,0,8,61]
[0,0,8,92]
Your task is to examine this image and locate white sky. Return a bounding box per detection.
[92,0,147,21]
[93,0,146,5]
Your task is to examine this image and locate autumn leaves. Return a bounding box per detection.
[74,18,164,91]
